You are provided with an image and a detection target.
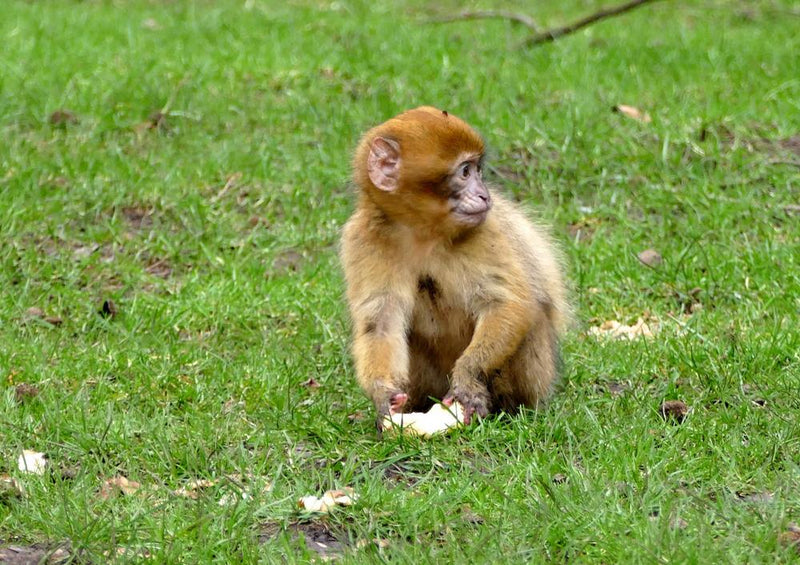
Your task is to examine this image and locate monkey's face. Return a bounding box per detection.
[447,156,492,228]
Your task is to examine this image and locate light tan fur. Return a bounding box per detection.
[341,107,568,424]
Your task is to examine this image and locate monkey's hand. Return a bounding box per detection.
[374,390,409,433]
[443,380,490,425]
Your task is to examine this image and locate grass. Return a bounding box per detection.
[1,0,799,562]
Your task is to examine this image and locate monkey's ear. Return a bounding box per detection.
[367,137,401,192]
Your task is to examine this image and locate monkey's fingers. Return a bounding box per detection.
[444,388,489,426]
[389,392,409,415]
[375,390,409,434]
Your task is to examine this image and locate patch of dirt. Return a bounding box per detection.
[259,520,346,559]
[272,249,304,273]
[382,462,421,487]
[38,175,70,189]
[605,381,628,396]
[659,400,689,423]
[735,491,774,504]
[291,521,345,557]
[120,206,154,232]
[698,124,800,159]
[566,219,597,243]
[49,110,78,127]
[248,215,271,229]
[0,543,72,564]
[778,135,800,156]
[0,476,24,501]
[14,383,40,404]
[779,524,800,555]
[144,256,173,279]
[135,111,169,133]
[25,235,115,266]
[23,307,63,327]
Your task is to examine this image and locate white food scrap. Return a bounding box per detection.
[17,450,47,475]
[587,318,656,340]
[382,402,465,438]
[298,487,358,513]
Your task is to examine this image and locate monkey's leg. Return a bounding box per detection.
[491,323,560,412]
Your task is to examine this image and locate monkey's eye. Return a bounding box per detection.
[459,163,471,179]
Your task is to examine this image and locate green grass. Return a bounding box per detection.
[1,0,799,562]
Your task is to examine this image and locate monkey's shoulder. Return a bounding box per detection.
[340,206,399,265]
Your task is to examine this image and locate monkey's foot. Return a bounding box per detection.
[382,402,465,438]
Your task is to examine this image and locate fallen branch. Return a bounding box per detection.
[428,10,540,33]
[523,0,667,47]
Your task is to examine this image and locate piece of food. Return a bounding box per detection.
[17,450,47,475]
[382,402,465,438]
[298,487,358,513]
[587,318,656,340]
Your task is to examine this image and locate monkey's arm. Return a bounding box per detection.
[444,249,539,422]
[341,218,415,422]
[446,299,535,421]
[350,292,413,417]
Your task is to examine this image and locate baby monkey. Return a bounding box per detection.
[340,107,568,429]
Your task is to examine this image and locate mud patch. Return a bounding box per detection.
[272,249,304,273]
[49,109,78,127]
[699,125,800,159]
[566,219,597,243]
[260,520,346,559]
[143,256,173,279]
[381,462,422,488]
[26,235,114,263]
[0,542,73,564]
[121,206,154,233]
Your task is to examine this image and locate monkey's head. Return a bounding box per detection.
[354,106,492,237]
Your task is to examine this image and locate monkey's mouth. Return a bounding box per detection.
[454,207,490,226]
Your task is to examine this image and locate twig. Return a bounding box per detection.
[523,0,667,47]
[429,10,540,32]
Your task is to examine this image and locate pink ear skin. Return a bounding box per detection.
[367,137,401,192]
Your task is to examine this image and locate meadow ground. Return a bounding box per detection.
[1,0,799,562]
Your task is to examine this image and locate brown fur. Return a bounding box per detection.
[341,107,568,424]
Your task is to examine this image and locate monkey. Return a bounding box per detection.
[340,106,568,430]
